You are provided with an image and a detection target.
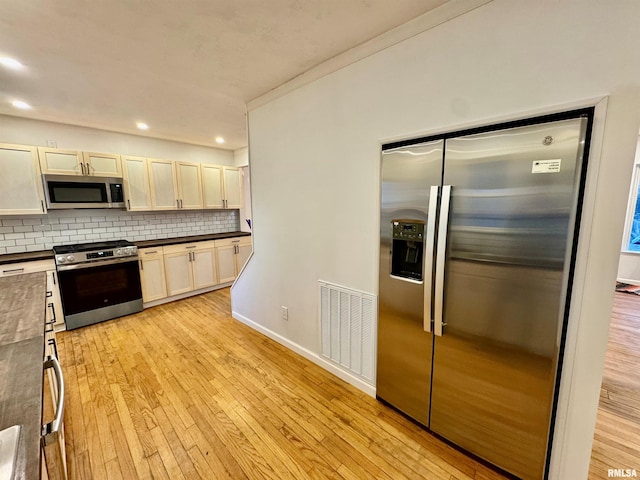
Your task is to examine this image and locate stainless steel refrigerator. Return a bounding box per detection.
[377,110,592,479]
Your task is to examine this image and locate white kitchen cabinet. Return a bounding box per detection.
[0,143,47,215]
[46,270,65,329]
[38,147,83,176]
[215,236,252,283]
[163,241,217,296]
[148,158,178,210]
[82,152,122,177]
[139,247,167,302]
[222,166,243,209]
[176,161,203,209]
[202,165,243,210]
[122,155,153,211]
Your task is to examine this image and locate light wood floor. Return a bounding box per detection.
[57,288,507,480]
[589,292,640,479]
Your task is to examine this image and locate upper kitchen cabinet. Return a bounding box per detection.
[38,147,84,175]
[176,161,203,209]
[148,158,178,210]
[223,166,243,209]
[202,165,243,209]
[82,152,122,177]
[39,147,122,177]
[122,155,153,211]
[0,143,47,215]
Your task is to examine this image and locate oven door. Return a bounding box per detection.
[57,258,143,329]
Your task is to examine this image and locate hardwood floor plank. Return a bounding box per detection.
[589,291,640,479]
[60,287,518,480]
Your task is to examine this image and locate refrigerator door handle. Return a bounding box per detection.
[434,184,451,336]
[423,185,439,332]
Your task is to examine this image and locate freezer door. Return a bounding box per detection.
[430,117,588,479]
[377,139,443,426]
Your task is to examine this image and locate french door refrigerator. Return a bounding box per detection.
[377,109,593,479]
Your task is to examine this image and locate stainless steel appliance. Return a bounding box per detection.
[377,109,593,479]
[54,240,142,330]
[44,174,125,209]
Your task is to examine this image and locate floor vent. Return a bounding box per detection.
[319,280,377,385]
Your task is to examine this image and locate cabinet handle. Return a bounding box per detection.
[48,338,59,360]
[41,200,45,213]
[46,291,53,298]
[46,302,56,325]
[2,267,24,275]
[145,251,158,255]
[177,199,180,208]
[186,246,196,249]
[180,199,183,208]
[127,199,131,210]
[42,355,65,445]
[139,259,143,270]
[51,271,56,285]
[86,162,92,174]
[80,163,86,175]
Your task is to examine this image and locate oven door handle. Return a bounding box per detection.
[42,355,64,446]
[56,256,139,271]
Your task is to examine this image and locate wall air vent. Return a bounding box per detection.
[319,280,377,385]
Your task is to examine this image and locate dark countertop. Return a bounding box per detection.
[134,231,251,249]
[0,272,47,480]
[0,250,54,266]
[0,231,251,265]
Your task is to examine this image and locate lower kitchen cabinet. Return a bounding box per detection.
[215,236,252,283]
[163,241,217,296]
[139,247,168,302]
[138,236,251,306]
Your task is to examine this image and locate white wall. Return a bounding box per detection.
[233,1,640,478]
[618,136,640,284]
[0,114,235,165]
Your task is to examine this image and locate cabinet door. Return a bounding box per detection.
[176,162,203,209]
[38,147,83,175]
[223,166,243,209]
[164,251,193,295]
[0,144,47,215]
[236,243,253,274]
[202,165,224,209]
[46,270,65,329]
[216,245,237,283]
[149,159,178,210]
[83,152,122,177]
[139,249,167,302]
[192,244,217,289]
[122,156,153,211]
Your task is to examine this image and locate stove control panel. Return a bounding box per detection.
[54,244,138,266]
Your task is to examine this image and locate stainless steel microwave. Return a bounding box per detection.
[43,175,125,209]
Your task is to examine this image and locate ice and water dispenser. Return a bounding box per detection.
[390,220,425,281]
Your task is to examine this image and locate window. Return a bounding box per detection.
[629,177,640,251]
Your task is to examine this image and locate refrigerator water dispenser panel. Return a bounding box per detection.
[390,220,425,281]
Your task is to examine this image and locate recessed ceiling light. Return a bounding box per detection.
[136,122,149,130]
[215,136,225,144]
[0,57,24,70]
[11,100,31,110]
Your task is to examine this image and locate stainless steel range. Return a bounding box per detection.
[53,240,143,330]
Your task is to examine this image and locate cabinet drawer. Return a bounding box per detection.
[214,236,251,248]
[138,247,164,258]
[0,259,55,277]
[163,240,216,255]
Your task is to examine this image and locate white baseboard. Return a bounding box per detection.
[232,310,376,398]
[617,277,640,286]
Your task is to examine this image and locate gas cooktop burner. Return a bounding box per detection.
[53,240,134,255]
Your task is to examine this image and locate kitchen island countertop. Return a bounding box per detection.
[0,272,47,480]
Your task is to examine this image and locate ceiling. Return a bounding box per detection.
[0,0,450,151]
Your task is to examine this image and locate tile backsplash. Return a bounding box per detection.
[0,209,239,254]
